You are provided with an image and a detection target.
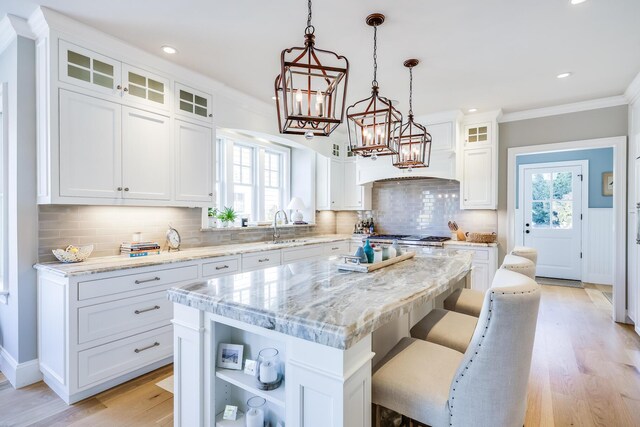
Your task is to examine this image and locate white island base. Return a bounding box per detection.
[172,280,468,427]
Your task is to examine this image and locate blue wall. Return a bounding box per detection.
[515,148,613,208]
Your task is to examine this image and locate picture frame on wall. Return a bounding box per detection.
[602,172,613,196]
[217,343,244,370]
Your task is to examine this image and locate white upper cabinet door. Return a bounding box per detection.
[428,121,455,152]
[175,120,214,203]
[122,64,171,111]
[343,160,363,210]
[59,90,122,199]
[461,147,494,209]
[59,40,122,97]
[330,159,344,209]
[316,155,331,210]
[464,122,492,147]
[121,107,172,200]
[174,82,213,124]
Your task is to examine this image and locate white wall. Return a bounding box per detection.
[584,208,614,285]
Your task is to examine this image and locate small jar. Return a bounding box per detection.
[257,348,281,389]
[245,396,265,427]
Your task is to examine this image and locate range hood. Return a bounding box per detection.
[355,151,457,185]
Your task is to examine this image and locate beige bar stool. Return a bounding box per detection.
[501,253,536,280]
[373,274,541,427]
[510,246,538,265]
[411,269,535,353]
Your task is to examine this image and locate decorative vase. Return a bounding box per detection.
[392,239,402,256]
[354,246,367,263]
[363,239,374,263]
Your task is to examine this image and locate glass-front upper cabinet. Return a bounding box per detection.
[59,40,122,96]
[175,82,213,124]
[122,64,170,111]
[464,122,492,146]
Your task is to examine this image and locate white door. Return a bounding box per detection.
[523,164,583,280]
[330,159,344,210]
[121,107,171,200]
[59,90,122,199]
[174,120,214,203]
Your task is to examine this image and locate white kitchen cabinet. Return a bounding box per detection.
[122,63,170,111]
[175,82,213,124]
[316,155,371,211]
[174,120,214,203]
[59,90,122,199]
[428,121,455,152]
[445,244,498,292]
[463,122,492,146]
[122,107,171,200]
[461,147,495,209]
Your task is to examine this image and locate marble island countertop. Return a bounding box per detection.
[167,249,473,350]
[33,234,351,277]
[350,234,498,248]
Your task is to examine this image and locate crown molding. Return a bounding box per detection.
[625,71,640,104]
[499,96,628,123]
[462,109,503,124]
[0,14,35,54]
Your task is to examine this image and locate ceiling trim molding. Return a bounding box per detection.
[0,14,36,54]
[498,96,628,123]
[625,71,640,104]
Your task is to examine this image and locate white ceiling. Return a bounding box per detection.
[2,0,640,116]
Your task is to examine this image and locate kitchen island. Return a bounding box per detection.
[168,249,472,427]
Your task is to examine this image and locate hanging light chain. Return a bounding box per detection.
[372,25,378,87]
[305,0,314,34]
[409,66,413,116]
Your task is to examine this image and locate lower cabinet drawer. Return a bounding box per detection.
[281,244,324,263]
[202,256,240,278]
[242,250,281,272]
[78,325,173,389]
[324,241,350,256]
[78,265,198,300]
[78,290,173,344]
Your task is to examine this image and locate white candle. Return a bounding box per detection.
[259,361,278,383]
[376,128,382,146]
[315,91,324,117]
[245,408,264,427]
[295,89,303,115]
[362,130,369,146]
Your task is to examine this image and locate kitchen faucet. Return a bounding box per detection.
[273,210,289,242]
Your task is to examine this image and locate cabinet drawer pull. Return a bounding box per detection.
[134,305,160,315]
[258,258,270,263]
[134,276,161,284]
[215,265,229,270]
[332,247,340,250]
[134,341,159,353]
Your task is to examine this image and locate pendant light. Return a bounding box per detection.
[393,59,432,170]
[274,0,349,138]
[347,13,402,159]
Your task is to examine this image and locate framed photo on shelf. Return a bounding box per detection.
[217,343,244,370]
[602,172,613,196]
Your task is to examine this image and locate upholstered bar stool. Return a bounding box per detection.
[411,269,536,353]
[443,287,484,317]
[510,246,538,265]
[501,254,536,280]
[373,275,541,427]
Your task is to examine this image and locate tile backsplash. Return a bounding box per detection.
[361,178,497,236]
[38,205,335,262]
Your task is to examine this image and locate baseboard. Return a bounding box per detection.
[582,274,613,286]
[0,346,42,388]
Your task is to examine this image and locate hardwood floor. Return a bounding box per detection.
[1,284,639,426]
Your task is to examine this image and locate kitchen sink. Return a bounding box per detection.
[265,239,309,245]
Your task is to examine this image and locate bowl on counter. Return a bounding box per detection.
[52,245,94,263]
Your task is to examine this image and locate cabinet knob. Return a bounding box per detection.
[208,113,213,118]
[209,193,213,196]
[123,87,129,92]
[124,187,130,192]
[116,85,122,90]
[117,187,123,191]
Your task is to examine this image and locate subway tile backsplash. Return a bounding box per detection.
[362,179,497,236]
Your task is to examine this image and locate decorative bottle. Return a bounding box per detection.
[392,239,402,256]
[363,239,374,263]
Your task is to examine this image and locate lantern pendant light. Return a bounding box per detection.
[347,13,402,159]
[393,59,432,171]
[274,0,349,138]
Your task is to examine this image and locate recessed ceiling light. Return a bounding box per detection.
[570,0,586,4]
[468,108,477,113]
[161,45,177,54]
[557,72,572,79]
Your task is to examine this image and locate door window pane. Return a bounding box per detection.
[531,173,551,200]
[552,201,573,229]
[553,172,572,201]
[532,201,550,228]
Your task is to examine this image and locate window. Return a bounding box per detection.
[208,135,289,224]
[232,144,255,218]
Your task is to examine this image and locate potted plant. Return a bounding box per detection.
[207,208,218,228]
[217,206,237,228]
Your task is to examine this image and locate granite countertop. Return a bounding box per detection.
[33,234,352,277]
[167,248,473,350]
[349,234,498,248]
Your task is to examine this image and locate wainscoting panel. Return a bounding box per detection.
[584,208,614,285]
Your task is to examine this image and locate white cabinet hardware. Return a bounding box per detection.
[134,305,161,315]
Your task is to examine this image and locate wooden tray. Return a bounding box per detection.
[337,252,416,273]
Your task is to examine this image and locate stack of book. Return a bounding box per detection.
[120,242,161,257]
